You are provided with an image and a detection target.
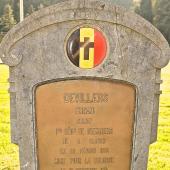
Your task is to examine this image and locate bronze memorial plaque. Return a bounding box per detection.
[35,80,135,170]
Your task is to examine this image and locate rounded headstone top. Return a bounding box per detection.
[0,0,169,67]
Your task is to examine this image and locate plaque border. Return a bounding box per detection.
[33,77,137,170]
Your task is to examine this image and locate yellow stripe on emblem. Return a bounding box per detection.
[80,28,94,69]
[80,47,94,68]
[80,28,94,42]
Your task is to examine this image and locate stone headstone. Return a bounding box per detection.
[0,0,169,170]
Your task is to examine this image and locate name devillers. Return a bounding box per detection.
[64,93,109,103]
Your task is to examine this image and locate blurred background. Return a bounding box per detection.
[0,0,170,169]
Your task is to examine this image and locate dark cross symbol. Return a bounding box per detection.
[80,37,94,60]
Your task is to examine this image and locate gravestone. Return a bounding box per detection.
[0,0,169,170]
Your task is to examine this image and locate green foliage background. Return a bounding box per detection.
[135,0,153,23]
[134,0,170,44]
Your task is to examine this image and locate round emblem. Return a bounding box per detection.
[66,27,107,69]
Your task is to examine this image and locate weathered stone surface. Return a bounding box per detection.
[0,0,169,170]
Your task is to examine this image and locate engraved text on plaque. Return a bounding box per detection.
[35,80,135,170]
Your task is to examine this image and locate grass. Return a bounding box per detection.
[0,65,19,170]
[0,64,170,170]
[148,64,170,170]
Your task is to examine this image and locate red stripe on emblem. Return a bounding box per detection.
[94,30,107,66]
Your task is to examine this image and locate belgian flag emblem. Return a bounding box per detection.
[66,27,107,69]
